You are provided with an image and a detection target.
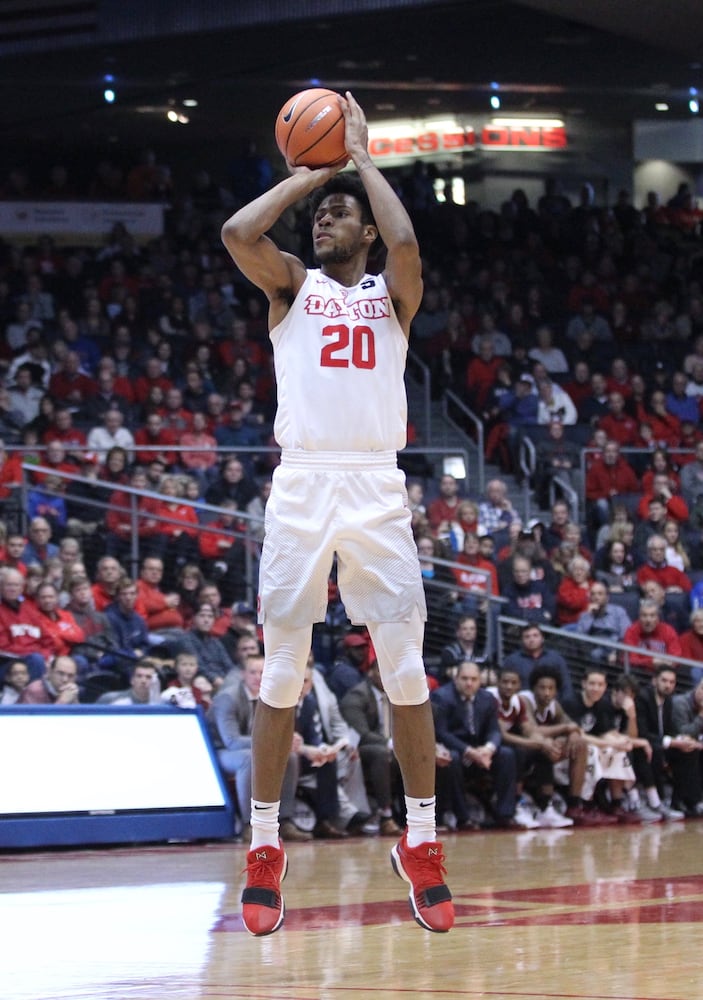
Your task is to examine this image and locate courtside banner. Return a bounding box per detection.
[0,200,165,244]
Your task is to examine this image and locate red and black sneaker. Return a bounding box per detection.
[390,831,454,932]
[241,841,288,936]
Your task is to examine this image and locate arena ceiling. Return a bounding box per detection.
[1,0,702,161]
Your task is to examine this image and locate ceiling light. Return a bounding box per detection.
[655,102,669,111]
[182,98,198,108]
[490,95,501,110]
[103,89,115,104]
[167,110,179,122]
[690,98,700,114]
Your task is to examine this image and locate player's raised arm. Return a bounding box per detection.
[341,91,423,335]
[221,166,340,303]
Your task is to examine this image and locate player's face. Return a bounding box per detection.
[312,194,367,264]
[455,665,481,699]
[583,672,607,703]
[498,672,520,701]
[533,676,557,707]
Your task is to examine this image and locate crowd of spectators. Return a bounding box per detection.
[3,152,703,835]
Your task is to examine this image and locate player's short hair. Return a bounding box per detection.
[528,664,562,692]
[309,174,375,229]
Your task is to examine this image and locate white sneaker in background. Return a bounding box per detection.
[658,803,686,821]
[636,803,664,824]
[514,802,540,829]
[535,803,574,828]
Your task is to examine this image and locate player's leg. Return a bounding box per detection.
[368,611,454,933]
[241,620,311,938]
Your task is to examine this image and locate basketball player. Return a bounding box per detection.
[221,91,454,936]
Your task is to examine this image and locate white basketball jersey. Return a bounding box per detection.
[270,269,408,452]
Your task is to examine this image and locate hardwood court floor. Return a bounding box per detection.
[3,820,703,1000]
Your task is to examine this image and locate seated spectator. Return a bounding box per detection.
[641,447,681,496]
[7,364,44,427]
[91,555,125,611]
[662,517,692,573]
[207,652,309,842]
[585,438,640,532]
[162,650,212,709]
[678,608,703,683]
[483,372,538,475]
[133,355,173,408]
[198,499,248,605]
[535,376,578,426]
[325,629,373,702]
[41,405,89,464]
[636,472,689,523]
[451,531,499,603]
[97,658,161,706]
[635,666,695,820]
[636,533,691,631]
[501,555,555,626]
[562,667,638,825]
[133,411,178,468]
[671,678,703,816]
[21,516,59,568]
[637,389,682,450]
[176,601,236,691]
[34,580,86,663]
[27,475,67,539]
[135,555,185,632]
[150,474,200,583]
[427,474,461,532]
[340,660,403,836]
[446,499,480,554]
[478,478,520,540]
[0,567,54,680]
[0,440,23,525]
[680,439,703,508]
[104,466,162,563]
[174,563,207,628]
[205,456,258,510]
[104,577,151,663]
[520,665,593,823]
[48,353,97,412]
[18,654,80,705]
[213,401,261,474]
[622,598,683,672]
[534,419,581,508]
[597,391,639,447]
[527,324,569,376]
[431,660,517,828]
[575,580,631,663]
[86,407,135,464]
[438,614,486,681]
[294,663,351,839]
[63,574,120,677]
[555,555,593,626]
[180,411,218,483]
[503,622,574,700]
[0,658,30,704]
[465,334,504,413]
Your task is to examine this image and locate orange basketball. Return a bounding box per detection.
[275,88,347,168]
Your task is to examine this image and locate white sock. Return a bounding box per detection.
[405,795,436,848]
[646,788,662,809]
[250,800,280,850]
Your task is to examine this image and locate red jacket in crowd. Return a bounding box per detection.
[585,456,640,501]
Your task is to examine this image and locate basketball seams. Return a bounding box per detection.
[275,88,346,168]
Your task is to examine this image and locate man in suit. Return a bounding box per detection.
[340,661,403,836]
[208,653,310,842]
[634,666,689,820]
[431,660,517,827]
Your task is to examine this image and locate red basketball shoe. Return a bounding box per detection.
[241,841,288,936]
[391,831,454,932]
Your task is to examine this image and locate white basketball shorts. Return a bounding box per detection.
[257,450,427,628]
